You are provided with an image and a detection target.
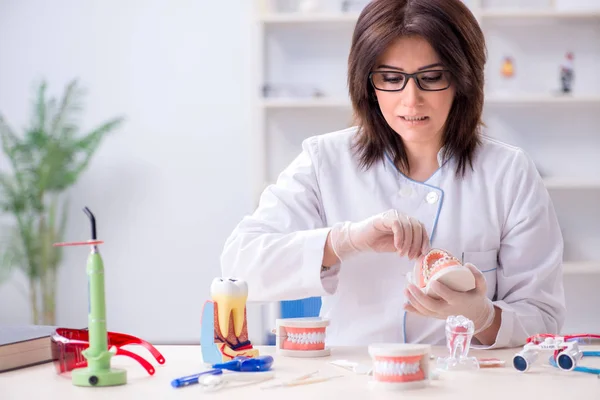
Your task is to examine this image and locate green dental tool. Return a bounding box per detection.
[54,207,127,387]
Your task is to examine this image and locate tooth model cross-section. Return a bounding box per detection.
[413,249,475,299]
[200,278,259,365]
[436,315,479,371]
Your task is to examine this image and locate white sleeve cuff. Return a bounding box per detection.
[320,264,341,294]
[470,301,516,350]
[302,227,340,297]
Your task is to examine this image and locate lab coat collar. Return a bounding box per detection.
[384,146,448,169]
[383,145,450,185]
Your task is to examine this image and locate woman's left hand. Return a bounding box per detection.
[403,263,495,334]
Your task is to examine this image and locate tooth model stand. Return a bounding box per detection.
[53,207,127,387]
[275,317,331,358]
[436,315,479,371]
[368,343,431,391]
[413,249,475,299]
[200,278,259,365]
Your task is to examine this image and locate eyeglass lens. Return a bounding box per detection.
[51,340,88,374]
[371,70,450,91]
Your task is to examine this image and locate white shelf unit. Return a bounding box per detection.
[480,9,600,19]
[254,0,600,266]
[258,9,600,24]
[253,0,600,337]
[261,94,600,109]
[259,12,361,23]
[260,97,350,108]
[485,94,600,104]
[544,178,600,190]
[563,261,600,275]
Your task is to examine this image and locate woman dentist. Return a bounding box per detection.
[221,0,566,348]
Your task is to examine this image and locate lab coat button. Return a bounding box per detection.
[399,186,413,197]
[426,191,439,204]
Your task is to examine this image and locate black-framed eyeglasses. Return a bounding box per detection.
[369,70,452,92]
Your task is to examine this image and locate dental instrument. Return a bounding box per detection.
[329,359,372,375]
[261,370,343,389]
[171,369,223,388]
[513,334,600,375]
[212,355,274,372]
[53,207,130,387]
[172,355,274,388]
[199,370,276,391]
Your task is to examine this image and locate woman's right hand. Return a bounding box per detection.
[328,209,431,263]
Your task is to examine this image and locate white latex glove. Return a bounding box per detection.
[403,263,496,334]
[329,209,430,262]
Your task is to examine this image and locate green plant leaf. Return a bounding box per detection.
[0,173,26,214]
[44,194,67,271]
[32,80,47,135]
[50,79,85,141]
[0,114,26,170]
[0,225,26,284]
[46,116,124,192]
[0,79,124,290]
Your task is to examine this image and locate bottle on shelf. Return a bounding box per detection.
[560,52,575,94]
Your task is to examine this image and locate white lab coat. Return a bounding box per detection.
[220,126,566,349]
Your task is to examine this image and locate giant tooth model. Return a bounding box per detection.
[200,277,259,365]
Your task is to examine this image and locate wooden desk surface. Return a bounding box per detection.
[1,345,599,399]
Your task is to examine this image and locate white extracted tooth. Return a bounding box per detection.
[210,277,249,338]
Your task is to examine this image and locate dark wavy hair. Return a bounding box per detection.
[348,0,487,177]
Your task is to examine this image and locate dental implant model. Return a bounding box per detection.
[412,249,475,299]
[200,277,259,365]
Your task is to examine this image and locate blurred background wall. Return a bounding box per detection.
[0,0,263,344]
[1,0,599,345]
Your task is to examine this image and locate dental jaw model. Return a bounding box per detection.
[201,278,259,365]
[368,343,431,390]
[436,315,479,371]
[413,249,475,299]
[275,317,330,357]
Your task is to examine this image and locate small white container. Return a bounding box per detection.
[368,343,431,390]
[275,317,331,357]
